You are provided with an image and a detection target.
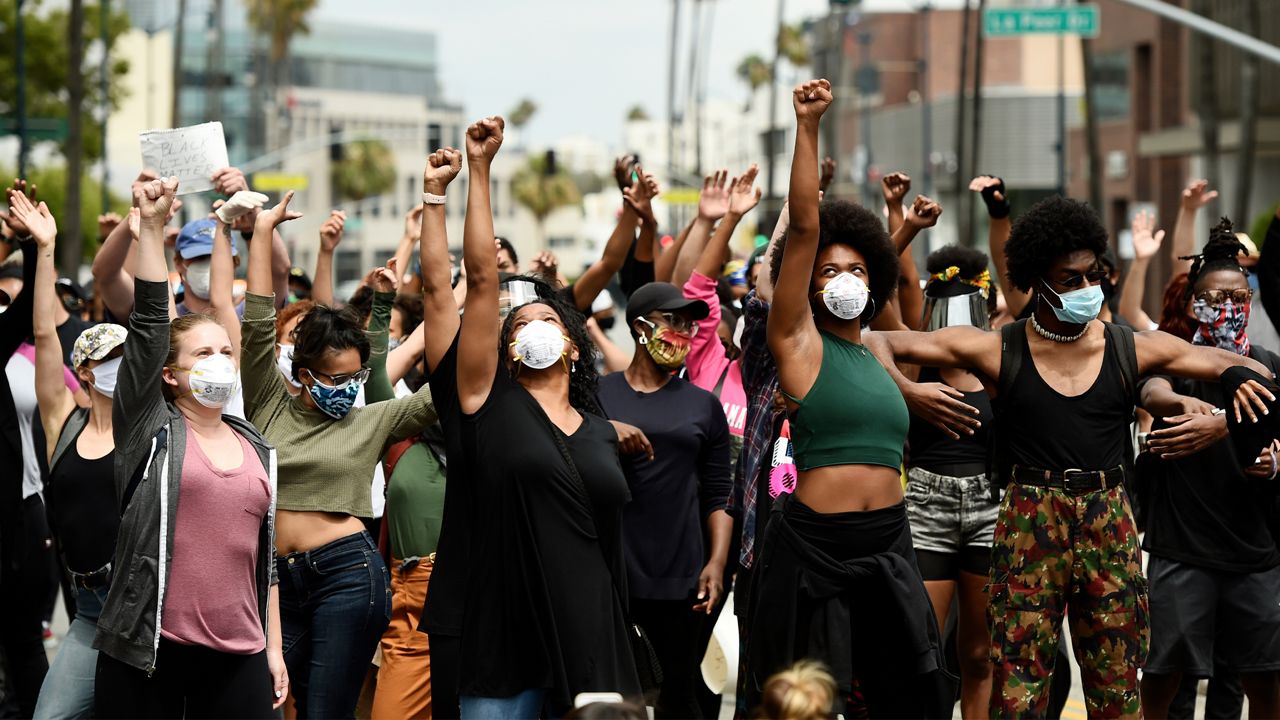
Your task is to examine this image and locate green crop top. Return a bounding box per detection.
[781,331,909,472]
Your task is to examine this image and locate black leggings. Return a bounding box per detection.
[95,639,275,719]
[632,594,707,719]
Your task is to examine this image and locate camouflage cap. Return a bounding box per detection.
[71,323,127,369]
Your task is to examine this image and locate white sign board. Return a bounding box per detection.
[139,121,229,195]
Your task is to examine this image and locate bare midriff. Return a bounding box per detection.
[794,464,904,513]
[275,510,368,555]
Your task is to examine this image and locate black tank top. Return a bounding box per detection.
[1000,328,1131,472]
[906,366,992,471]
[48,443,119,573]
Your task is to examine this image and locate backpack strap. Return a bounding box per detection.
[1103,321,1139,406]
[997,319,1027,400]
[378,437,418,564]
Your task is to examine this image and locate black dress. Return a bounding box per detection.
[458,366,641,707]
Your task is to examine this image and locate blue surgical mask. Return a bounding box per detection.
[1040,281,1104,325]
[304,374,361,420]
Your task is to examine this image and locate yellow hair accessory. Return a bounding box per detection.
[928,267,992,298]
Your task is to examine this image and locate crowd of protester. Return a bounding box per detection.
[1,76,1280,720]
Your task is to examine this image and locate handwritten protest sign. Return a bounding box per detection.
[139,122,229,195]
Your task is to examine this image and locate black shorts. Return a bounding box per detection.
[1146,555,1280,676]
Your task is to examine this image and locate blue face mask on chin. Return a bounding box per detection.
[305,377,361,419]
[1041,280,1104,325]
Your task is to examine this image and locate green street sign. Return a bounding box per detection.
[0,118,68,141]
[984,5,1100,38]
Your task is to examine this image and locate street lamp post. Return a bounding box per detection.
[859,30,873,207]
[920,3,933,199]
[16,0,28,180]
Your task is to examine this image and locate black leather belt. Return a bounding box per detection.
[68,562,112,590]
[1011,465,1125,496]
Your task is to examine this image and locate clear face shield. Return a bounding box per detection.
[924,289,991,331]
[498,279,541,319]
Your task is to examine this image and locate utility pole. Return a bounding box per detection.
[955,0,971,243]
[859,30,874,207]
[765,0,786,218]
[685,0,701,177]
[172,0,186,127]
[667,0,681,230]
[100,0,110,214]
[16,0,28,180]
[206,0,224,122]
[920,3,933,198]
[1056,3,1066,195]
[968,0,987,244]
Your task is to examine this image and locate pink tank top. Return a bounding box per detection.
[161,423,271,654]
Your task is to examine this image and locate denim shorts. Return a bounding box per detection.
[905,467,999,557]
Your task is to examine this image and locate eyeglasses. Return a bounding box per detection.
[1195,288,1252,307]
[304,367,370,389]
[1053,270,1109,290]
[650,312,699,336]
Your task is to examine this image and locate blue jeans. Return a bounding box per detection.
[34,585,108,720]
[460,689,547,720]
[278,531,390,719]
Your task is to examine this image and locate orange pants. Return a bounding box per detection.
[371,555,434,719]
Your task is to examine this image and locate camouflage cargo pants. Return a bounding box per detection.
[987,482,1149,719]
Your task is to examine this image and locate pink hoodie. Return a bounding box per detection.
[682,272,746,437]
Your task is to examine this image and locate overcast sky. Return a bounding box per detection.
[312,0,853,148]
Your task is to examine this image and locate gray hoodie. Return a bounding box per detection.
[94,279,278,674]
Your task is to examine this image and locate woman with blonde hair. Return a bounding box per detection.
[754,661,836,720]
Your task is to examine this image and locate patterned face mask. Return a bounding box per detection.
[1192,298,1251,356]
[637,319,692,369]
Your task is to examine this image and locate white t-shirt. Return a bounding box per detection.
[354,379,412,519]
[7,353,50,499]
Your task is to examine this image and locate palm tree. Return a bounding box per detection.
[512,154,582,246]
[508,98,538,131]
[736,54,772,109]
[778,22,811,71]
[330,139,396,202]
[246,0,318,143]
[626,105,651,122]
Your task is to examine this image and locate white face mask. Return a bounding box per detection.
[817,272,869,320]
[88,356,122,398]
[183,259,212,300]
[184,353,239,408]
[510,319,568,370]
[277,343,302,388]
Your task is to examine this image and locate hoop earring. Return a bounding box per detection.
[864,297,877,320]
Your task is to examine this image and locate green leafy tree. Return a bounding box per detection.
[512,154,581,244]
[0,0,131,268]
[2,165,128,263]
[331,139,396,202]
[735,54,772,107]
[626,105,650,122]
[778,23,811,67]
[508,98,539,130]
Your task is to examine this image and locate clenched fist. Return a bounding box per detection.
[793,78,833,124]
[465,117,505,164]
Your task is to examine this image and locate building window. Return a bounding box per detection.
[548,236,574,248]
[1094,50,1131,122]
[428,123,442,153]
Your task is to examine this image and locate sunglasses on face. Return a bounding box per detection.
[1053,269,1109,290]
[304,367,370,389]
[1195,288,1252,307]
[648,312,698,336]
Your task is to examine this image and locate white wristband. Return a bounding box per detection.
[422,192,447,205]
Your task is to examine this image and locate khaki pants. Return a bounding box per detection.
[372,555,434,719]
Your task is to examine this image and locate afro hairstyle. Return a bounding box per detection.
[768,199,899,321]
[1005,196,1109,292]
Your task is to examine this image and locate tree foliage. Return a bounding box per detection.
[736,54,772,92]
[0,0,132,163]
[626,105,650,122]
[330,139,396,202]
[512,154,581,228]
[508,98,539,129]
[245,0,317,63]
[2,165,128,263]
[778,23,811,67]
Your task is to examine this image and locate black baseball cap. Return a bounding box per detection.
[288,267,312,290]
[625,282,709,326]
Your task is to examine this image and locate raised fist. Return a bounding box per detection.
[819,157,837,194]
[135,177,180,224]
[424,147,463,194]
[905,195,943,230]
[465,116,505,164]
[792,78,833,123]
[882,172,912,206]
[211,167,250,195]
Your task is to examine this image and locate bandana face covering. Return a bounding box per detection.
[1193,299,1251,356]
[639,321,692,369]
